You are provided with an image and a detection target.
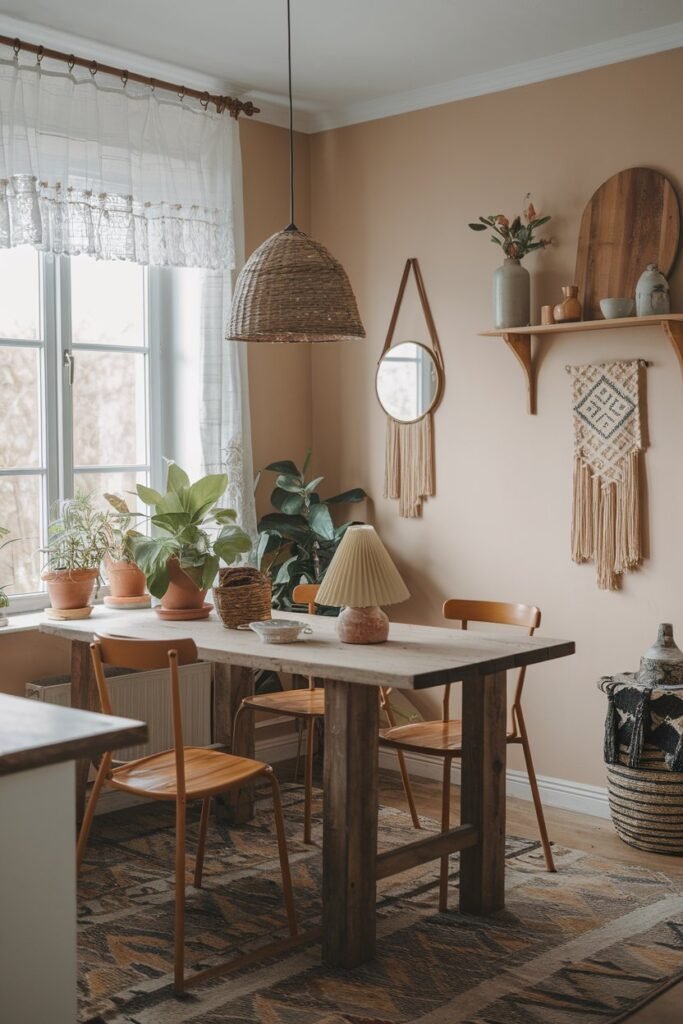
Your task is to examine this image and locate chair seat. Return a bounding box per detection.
[380,719,465,756]
[109,747,268,801]
[242,688,325,718]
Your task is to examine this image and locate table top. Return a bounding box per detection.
[0,693,147,777]
[39,607,574,690]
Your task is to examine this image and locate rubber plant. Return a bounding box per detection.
[0,526,15,618]
[41,494,112,610]
[130,463,252,611]
[256,453,366,612]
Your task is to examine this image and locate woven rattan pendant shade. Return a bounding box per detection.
[227,227,365,343]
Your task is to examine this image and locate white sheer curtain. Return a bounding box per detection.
[0,57,235,267]
[198,144,256,545]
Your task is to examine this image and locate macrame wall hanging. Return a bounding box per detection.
[376,258,444,517]
[567,359,647,590]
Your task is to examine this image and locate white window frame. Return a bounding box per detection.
[2,251,163,613]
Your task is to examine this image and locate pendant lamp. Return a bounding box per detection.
[226,0,365,343]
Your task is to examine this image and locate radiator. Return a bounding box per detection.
[26,664,212,761]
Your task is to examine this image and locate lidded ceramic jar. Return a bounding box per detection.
[635,264,670,317]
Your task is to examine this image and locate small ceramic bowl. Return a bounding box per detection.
[600,297,635,319]
[241,619,313,644]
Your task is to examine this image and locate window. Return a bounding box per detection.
[0,247,159,607]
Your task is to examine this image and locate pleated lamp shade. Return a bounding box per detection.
[316,525,410,609]
[226,228,366,343]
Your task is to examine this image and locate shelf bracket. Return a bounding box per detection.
[662,319,683,377]
[502,333,536,414]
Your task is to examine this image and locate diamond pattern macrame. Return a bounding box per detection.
[567,360,647,589]
[570,360,643,485]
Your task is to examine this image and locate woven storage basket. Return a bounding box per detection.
[607,744,683,855]
[213,567,272,629]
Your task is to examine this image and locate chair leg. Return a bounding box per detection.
[76,752,111,872]
[194,797,211,888]
[439,756,452,912]
[396,749,421,830]
[266,770,298,937]
[516,704,556,873]
[231,701,247,752]
[294,719,305,783]
[174,799,187,996]
[303,718,315,845]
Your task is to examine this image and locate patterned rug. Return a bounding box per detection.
[78,786,683,1024]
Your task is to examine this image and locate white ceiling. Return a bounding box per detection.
[1,1,683,131]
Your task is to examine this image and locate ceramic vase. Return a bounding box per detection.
[636,264,670,316]
[493,258,530,329]
[553,285,582,323]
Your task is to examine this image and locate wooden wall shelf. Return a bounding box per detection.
[479,314,683,414]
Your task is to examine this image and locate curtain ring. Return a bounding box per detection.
[178,85,185,102]
[200,91,210,110]
[36,45,44,65]
[67,54,75,72]
[121,70,129,88]
[12,38,21,58]
[89,60,98,76]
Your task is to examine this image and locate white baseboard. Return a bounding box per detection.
[379,748,610,820]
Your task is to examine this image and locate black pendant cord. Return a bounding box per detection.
[285,0,297,231]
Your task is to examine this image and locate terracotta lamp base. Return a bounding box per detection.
[337,605,389,644]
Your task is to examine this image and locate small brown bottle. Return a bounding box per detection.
[553,285,582,323]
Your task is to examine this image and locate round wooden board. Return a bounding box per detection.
[45,605,94,620]
[575,167,680,321]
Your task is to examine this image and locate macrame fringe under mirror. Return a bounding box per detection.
[377,258,444,517]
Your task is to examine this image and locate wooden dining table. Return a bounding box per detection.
[40,607,574,969]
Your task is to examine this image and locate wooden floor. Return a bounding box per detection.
[278,759,683,1022]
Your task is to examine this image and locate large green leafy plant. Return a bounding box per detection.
[256,455,366,611]
[131,464,252,599]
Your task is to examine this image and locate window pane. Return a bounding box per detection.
[0,346,42,468]
[72,351,147,466]
[71,256,145,346]
[0,246,40,340]
[74,470,147,512]
[0,474,43,595]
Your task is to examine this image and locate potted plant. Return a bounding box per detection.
[102,493,148,606]
[130,463,252,619]
[0,526,15,626]
[41,494,111,614]
[256,453,366,612]
[468,194,552,329]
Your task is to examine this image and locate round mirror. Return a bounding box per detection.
[375,341,442,423]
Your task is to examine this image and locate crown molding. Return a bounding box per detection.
[0,12,237,98]
[308,20,683,133]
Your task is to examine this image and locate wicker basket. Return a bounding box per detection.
[213,567,272,629]
[607,744,683,855]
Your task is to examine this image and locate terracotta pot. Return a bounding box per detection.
[104,554,147,599]
[162,558,207,611]
[42,568,99,610]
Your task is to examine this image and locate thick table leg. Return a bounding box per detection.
[213,663,255,824]
[322,680,379,967]
[459,669,507,915]
[70,639,99,823]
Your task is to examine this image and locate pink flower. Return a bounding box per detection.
[525,202,536,221]
[496,215,509,227]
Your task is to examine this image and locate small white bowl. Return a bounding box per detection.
[241,619,313,644]
[600,297,635,319]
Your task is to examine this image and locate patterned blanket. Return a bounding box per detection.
[598,674,683,771]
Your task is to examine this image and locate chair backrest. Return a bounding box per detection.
[292,582,319,615]
[441,599,541,730]
[90,634,198,799]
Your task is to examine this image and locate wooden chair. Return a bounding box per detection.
[232,582,420,844]
[76,634,298,996]
[380,599,556,912]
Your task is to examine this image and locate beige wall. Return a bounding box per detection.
[307,49,683,787]
[240,120,313,518]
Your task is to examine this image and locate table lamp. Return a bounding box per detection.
[315,525,410,643]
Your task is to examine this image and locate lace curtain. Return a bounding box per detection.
[0,57,237,268]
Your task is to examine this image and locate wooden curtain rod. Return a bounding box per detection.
[0,34,260,119]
